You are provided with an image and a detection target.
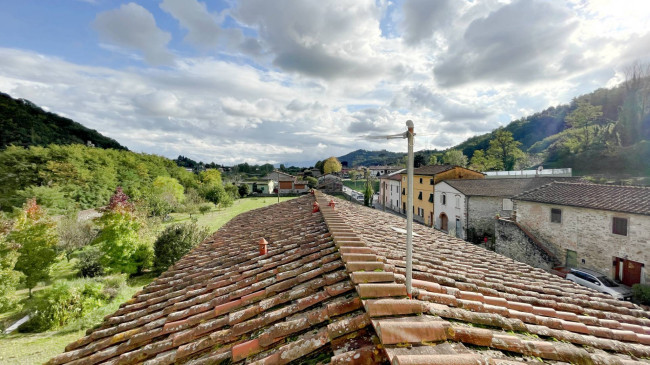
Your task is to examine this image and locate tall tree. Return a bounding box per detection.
[428,155,438,165]
[414,154,425,168]
[469,150,498,171]
[441,150,468,167]
[0,219,20,310]
[565,99,603,150]
[9,199,57,297]
[323,157,342,174]
[486,129,524,170]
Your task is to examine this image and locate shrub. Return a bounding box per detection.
[154,223,209,272]
[198,203,212,214]
[75,246,104,277]
[132,243,154,274]
[18,278,111,332]
[632,283,650,305]
[0,221,20,312]
[94,211,141,274]
[238,184,250,197]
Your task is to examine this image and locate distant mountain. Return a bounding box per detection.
[337,149,409,167]
[0,92,126,150]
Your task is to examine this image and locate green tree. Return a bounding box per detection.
[323,157,342,174]
[153,223,209,272]
[9,199,57,297]
[152,176,184,204]
[428,155,438,165]
[314,160,324,174]
[565,100,603,150]
[469,150,498,171]
[306,176,318,188]
[363,177,374,207]
[348,170,360,180]
[414,154,425,167]
[238,183,251,197]
[57,214,97,261]
[0,220,20,310]
[486,129,524,170]
[441,150,468,167]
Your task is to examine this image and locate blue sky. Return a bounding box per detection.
[1,0,649,166]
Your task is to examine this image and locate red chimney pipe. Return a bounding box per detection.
[259,238,268,256]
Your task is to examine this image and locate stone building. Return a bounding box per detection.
[317,174,343,193]
[434,177,582,242]
[400,165,484,226]
[503,182,650,285]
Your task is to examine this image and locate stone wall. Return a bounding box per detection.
[467,196,513,239]
[495,219,557,271]
[515,200,650,283]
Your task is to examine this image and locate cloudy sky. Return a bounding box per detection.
[1,0,649,166]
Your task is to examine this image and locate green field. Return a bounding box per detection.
[342,180,380,193]
[164,196,296,233]
[0,196,296,365]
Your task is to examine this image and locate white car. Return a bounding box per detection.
[566,268,632,300]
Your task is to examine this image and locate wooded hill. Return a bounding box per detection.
[0,92,126,150]
[338,72,650,177]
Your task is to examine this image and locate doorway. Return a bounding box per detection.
[614,257,643,286]
[440,213,448,232]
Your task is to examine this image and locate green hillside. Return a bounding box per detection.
[0,92,126,150]
[338,76,650,177]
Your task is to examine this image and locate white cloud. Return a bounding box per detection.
[93,3,174,65]
[159,0,232,48]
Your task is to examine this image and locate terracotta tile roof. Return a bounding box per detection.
[50,192,650,364]
[514,181,650,215]
[442,177,586,197]
[48,196,383,365]
[321,192,650,364]
[410,164,455,176]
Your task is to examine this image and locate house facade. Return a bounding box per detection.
[263,170,309,194]
[242,179,275,194]
[434,177,583,242]
[400,165,484,226]
[512,182,650,285]
[378,169,403,213]
[368,165,402,177]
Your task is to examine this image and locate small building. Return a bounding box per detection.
[401,165,484,226]
[317,174,343,193]
[263,170,308,194]
[434,177,583,241]
[241,179,275,194]
[506,182,650,285]
[368,165,402,177]
[378,169,404,213]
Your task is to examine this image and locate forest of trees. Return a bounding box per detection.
[0,92,126,150]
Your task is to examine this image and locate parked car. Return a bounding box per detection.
[566,268,632,300]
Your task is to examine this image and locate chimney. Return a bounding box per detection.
[259,238,268,256]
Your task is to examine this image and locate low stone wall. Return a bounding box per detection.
[495,219,558,271]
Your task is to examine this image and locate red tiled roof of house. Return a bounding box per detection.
[515,181,650,215]
[50,193,650,364]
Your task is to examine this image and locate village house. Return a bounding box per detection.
[498,182,650,285]
[49,193,650,365]
[401,165,484,226]
[241,179,275,194]
[434,177,583,242]
[367,165,402,177]
[263,170,309,194]
[378,169,404,213]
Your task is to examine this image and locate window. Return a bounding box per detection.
[441,194,446,205]
[551,208,562,223]
[502,199,513,211]
[419,178,423,184]
[418,192,423,200]
[430,178,434,185]
[402,188,405,195]
[428,194,433,203]
[455,195,460,208]
[613,217,628,236]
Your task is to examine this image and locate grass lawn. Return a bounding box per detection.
[165,196,297,233]
[0,196,295,364]
[342,180,380,193]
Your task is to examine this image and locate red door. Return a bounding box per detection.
[615,257,643,286]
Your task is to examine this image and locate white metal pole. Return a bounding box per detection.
[405,120,414,298]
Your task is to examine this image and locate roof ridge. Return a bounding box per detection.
[552,181,650,189]
[512,180,558,199]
